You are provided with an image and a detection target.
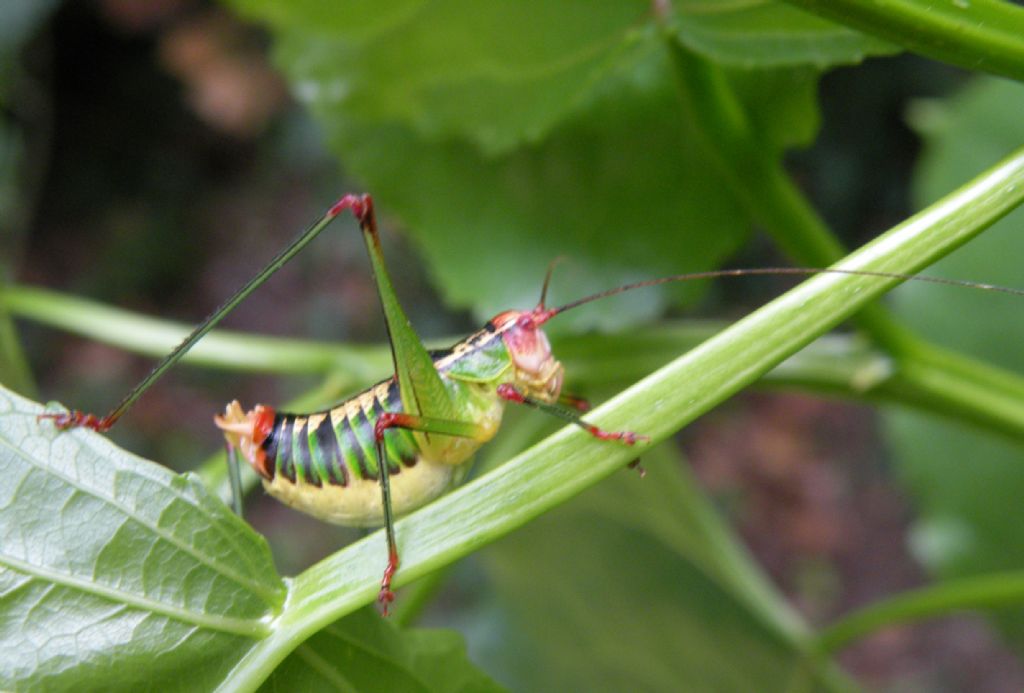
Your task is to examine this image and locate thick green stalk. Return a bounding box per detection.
[782,0,1024,82]
[216,146,1024,693]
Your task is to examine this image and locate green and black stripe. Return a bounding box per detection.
[261,379,420,486]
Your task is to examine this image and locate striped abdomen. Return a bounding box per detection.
[256,379,462,526]
[260,379,420,487]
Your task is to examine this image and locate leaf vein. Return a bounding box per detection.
[0,431,281,604]
[0,554,270,637]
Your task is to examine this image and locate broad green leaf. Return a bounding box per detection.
[323,60,753,330]
[251,0,654,157]
[227,0,887,327]
[229,0,892,155]
[887,77,1024,642]
[262,608,504,693]
[0,384,285,691]
[670,0,897,68]
[727,65,822,153]
[477,445,844,691]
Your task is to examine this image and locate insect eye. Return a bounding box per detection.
[516,314,535,330]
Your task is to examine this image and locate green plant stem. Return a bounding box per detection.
[781,0,1024,82]
[217,145,1024,693]
[815,571,1024,655]
[1,285,391,383]
[10,284,1024,447]
[563,327,1024,442]
[884,342,1024,440]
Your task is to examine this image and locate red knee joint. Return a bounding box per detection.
[327,193,373,225]
[375,412,400,442]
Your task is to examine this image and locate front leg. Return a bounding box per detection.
[496,384,649,445]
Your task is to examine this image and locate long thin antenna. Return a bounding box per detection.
[546,267,1024,319]
[41,194,368,432]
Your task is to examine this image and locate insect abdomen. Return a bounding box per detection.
[261,380,420,487]
[256,379,460,526]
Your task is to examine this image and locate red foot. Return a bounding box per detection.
[37,410,113,433]
[327,193,374,226]
[377,547,400,616]
[497,384,648,445]
[584,425,648,446]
